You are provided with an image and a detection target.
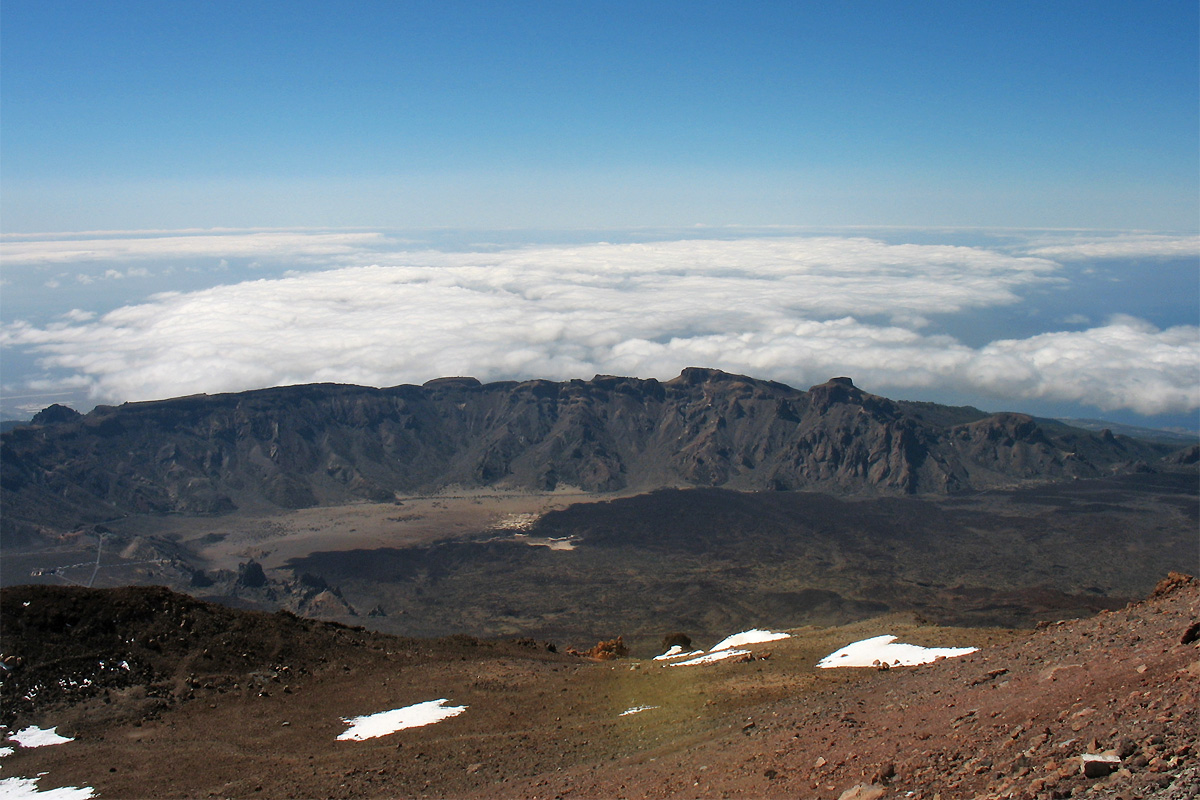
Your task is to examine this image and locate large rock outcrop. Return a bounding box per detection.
[1,369,1182,538]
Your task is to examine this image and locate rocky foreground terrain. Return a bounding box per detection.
[1,574,1196,799]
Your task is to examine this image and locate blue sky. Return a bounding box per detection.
[1,2,1197,430]
[3,1,1197,230]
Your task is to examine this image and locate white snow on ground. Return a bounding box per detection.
[654,628,790,665]
[0,727,93,798]
[816,635,978,668]
[337,699,467,741]
[7,728,73,748]
[653,647,706,661]
[619,705,659,716]
[0,776,94,799]
[668,649,752,667]
[709,629,791,652]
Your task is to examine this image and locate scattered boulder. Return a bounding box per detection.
[235,560,268,589]
[1080,753,1121,778]
[1113,736,1138,758]
[300,589,354,618]
[187,568,214,588]
[568,636,629,660]
[1151,571,1195,598]
[661,632,692,651]
[838,783,886,800]
[508,637,557,653]
[297,573,329,591]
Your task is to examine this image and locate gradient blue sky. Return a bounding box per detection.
[1,2,1197,430]
[3,0,1197,230]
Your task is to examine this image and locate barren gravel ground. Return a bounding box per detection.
[490,573,1199,800]
[2,575,1196,799]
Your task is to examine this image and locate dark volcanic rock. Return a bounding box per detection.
[0,370,1179,537]
[235,560,268,589]
[30,403,82,426]
[772,377,939,493]
[1165,443,1199,465]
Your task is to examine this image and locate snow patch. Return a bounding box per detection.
[619,705,658,716]
[653,646,706,661]
[0,776,94,799]
[7,727,74,748]
[816,635,978,668]
[668,649,751,667]
[654,628,789,664]
[709,629,790,652]
[0,747,13,757]
[337,699,467,741]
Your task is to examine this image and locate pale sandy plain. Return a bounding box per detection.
[107,488,621,575]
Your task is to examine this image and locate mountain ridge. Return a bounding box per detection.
[1,368,1181,541]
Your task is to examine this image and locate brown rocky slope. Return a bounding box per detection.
[1,575,1196,799]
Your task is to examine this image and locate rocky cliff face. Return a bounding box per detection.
[0,369,1179,535]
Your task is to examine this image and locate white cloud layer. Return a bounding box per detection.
[2,236,1197,416]
[1022,233,1200,261]
[0,230,391,265]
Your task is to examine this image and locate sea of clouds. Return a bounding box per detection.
[2,231,1196,418]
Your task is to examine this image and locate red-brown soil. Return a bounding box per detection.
[1,575,1197,799]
